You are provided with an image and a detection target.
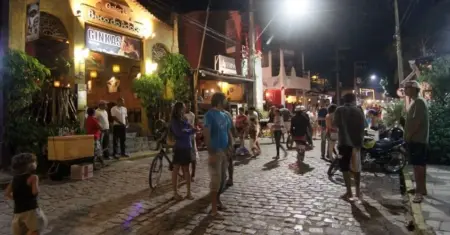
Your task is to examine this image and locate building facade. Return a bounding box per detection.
[5,0,177,131]
[262,49,311,110]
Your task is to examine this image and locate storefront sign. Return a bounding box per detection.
[81,4,143,36]
[215,55,237,75]
[26,1,40,42]
[85,25,142,60]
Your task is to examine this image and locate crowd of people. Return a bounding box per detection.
[3,80,430,233]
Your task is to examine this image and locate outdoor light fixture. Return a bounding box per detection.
[285,0,311,18]
[145,60,158,74]
[82,48,89,59]
[370,74,377,80]
[90,70,98,78]
[53,81,61,88]
[136,73,142,79]
[112,65,120,73]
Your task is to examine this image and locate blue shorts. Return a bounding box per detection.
[408,142,427,166]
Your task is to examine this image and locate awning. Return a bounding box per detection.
[198,68,254,84]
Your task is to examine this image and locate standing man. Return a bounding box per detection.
[222,103,236,187]
[318,99,330,159]
[96,100,110,160]
[203,92,232,219]
[111,97,128,159]
[184,100,198,181]
[280,105,291,142]
[333,93,365,201]
[404,81,429,203]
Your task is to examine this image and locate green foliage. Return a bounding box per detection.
[417,56,450,100]
[132,74,164,109]
[383,100,405,128]
[173,78,191,102]
[427,97,450,164]
[3,50,50,114]
[2,50,51,155]
[158,53,190,84]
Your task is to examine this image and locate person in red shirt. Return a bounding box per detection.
[86,107,104,165]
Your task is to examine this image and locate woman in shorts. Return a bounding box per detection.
[170,102,196,200]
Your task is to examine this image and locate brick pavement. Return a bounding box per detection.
[0,140,412,235]
[407,165,450,235]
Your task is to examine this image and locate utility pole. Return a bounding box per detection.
[394,0,405,85]
[193,1,211,118]
[335,48,340,105]
[248,0,256,106]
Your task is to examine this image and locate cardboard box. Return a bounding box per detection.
[48,135,95,161]
[70,164,93,180]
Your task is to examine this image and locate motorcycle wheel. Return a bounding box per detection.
[327,158,340,176]
[383,150,407,174]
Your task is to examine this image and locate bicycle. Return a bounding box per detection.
[148,120,184,189]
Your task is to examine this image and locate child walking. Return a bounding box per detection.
[5,153,47,235]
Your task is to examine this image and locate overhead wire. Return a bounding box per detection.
[148,0,236,44]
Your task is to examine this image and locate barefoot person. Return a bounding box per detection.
[170,102,195,200]
[333,93,365,201]
[203,92,232,218]
[404,80,429,203]
[5,153,47,235]
[325,104,338,160]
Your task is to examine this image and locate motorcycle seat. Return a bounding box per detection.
[374,138,400,149]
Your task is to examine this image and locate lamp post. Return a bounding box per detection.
[356,74,377,104]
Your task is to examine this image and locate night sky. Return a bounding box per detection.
[143,0,442,90]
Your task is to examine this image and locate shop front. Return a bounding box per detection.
[8,0,177,130]
[8,0,177,154]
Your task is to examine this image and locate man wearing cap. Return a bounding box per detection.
[96,101,110,160]
[404,80,429,203]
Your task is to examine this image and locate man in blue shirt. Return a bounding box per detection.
[203,92,232,219]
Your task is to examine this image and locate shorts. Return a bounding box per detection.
[173,148,192,166]
[12,208,47,235]
[338,145,353,172]
[208,150,228,192]
[408,142,427,166]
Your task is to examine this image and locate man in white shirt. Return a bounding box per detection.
[111,98,128,158]
[184,101,198,181]
[96,100,110,160]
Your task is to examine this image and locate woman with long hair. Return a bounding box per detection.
[170,102,195,200]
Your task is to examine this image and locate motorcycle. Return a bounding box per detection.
[327,127,407,176]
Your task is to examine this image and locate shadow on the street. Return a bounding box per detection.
[234,156,255,166]
[351,201,410,235]
[328,175,345,186]
[288,162,314,175]
[262,159,281,171]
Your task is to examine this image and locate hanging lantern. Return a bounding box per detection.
[53,81,61,87]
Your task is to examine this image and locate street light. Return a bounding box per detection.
[285,0,311,18]
[370,74,377,80]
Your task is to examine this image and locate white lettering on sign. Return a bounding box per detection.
[105,2,127,15]
[85,8,142,35]
[215,55,237,75]
[87,28,121,47]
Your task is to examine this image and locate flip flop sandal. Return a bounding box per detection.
[408,188,428,196]
[173,194,183,201]
[209,212,225,220]
[413,194,424,203]
[218,204,228,211]
[185,194,194,200]
[340,193,353,202]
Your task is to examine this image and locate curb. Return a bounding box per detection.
[402,168,436,235]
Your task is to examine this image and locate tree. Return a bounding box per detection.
[133,53,191,131]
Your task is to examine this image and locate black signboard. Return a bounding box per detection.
[85,25,142,60]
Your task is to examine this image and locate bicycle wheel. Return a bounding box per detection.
[149,154,163,189]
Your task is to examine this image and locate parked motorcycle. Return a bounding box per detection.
[327,127,407,176]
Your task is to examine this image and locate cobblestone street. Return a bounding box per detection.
[0,140,412,235]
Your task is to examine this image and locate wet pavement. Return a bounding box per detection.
[0,139,412,235]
